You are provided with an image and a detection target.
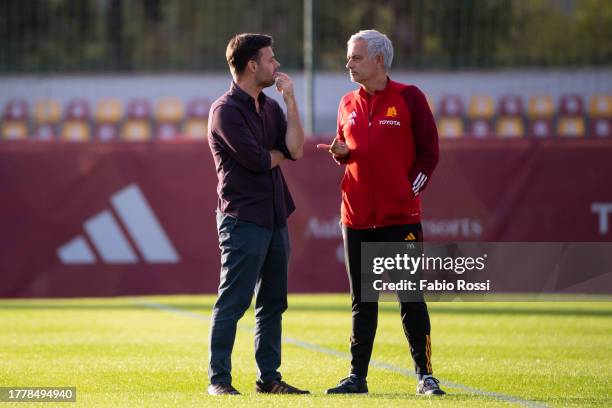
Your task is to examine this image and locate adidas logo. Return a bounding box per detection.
[347,110,357,126]
[57,184,180,264]
[405,232,416,241]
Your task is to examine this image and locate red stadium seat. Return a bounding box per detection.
[498,94,524,117]
[439,95,464,117]
[529,120,554,138]
[591,119,612,138]
[2,100,29,140]
[559,94,584,116]
[127,98,152,119]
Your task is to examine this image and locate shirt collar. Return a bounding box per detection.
[358,76,392,99]
[230,81,267,108]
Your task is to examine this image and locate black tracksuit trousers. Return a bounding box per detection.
[342,223,432,378]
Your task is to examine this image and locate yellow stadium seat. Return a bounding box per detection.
[438,118,464,139]
[122,120,152,141]
[589,95,612,118]
[2,122,28,140]
[496,118,525,138]
[468,95,495,119]
[528,95,554,119]
[184,119,208,140]
[34,100,62,125]
[61,121,91,141]
[557,117,585,137]
[96,99,124,124]
[156,98,185,123]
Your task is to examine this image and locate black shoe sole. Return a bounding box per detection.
[256,389,310,394]
[325,389,368,394]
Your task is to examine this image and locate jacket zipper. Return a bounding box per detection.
[367,94,378,228]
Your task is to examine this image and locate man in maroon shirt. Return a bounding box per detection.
[207,33,308,396]
[317,29,445,396]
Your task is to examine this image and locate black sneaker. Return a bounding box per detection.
[255,380,310,394]
[325,376,368,394]
[416,376,446,395]
[207,383,240,395]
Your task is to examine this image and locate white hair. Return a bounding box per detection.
[348,29,394,72]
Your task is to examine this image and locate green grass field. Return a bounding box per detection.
[1,295,611,407]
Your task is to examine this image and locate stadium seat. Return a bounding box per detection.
[1,100,29,140]
[589,95,612,138]
[121,99,152,141]
[437,95,465,138]
[499,94,524,117]
[497,118,525,138]
[591,119,612,138]
[155,98,184,140]
[183,98,211,140]
[589,94,612,117]
[496,95,525,138]
[33,100,62,141]
[439,95,464,117]
[527,95,554,138]
[437,118,464,139]
[467,95,494,138]
[557,94,585,138]
[122,121,152,141]
[61,99,91,141]
[94,99,123,141]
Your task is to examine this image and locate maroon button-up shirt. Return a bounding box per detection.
[208,82,295,228]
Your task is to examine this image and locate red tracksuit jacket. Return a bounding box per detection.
[336,78,439,229]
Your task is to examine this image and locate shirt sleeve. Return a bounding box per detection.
[401,85,439,195]
[274,102,295,161]
[210,104,271,172]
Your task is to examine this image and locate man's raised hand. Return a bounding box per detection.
[316,137,349,157]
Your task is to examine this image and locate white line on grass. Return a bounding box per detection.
[133,299,548,408]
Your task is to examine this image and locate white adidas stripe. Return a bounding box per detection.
[57,183,180,265]
[413,173,425,189]
[413,173,428,194]
[111,185,179,263]
[84,210,138,263]
[415,175,427,192]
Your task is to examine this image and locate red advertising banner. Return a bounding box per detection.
[1,139,611,298]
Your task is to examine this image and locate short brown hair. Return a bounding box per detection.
[226,33,273,76]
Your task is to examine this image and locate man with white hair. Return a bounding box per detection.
[317,29,444,396]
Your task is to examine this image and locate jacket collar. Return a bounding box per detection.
[358,76,393,100]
